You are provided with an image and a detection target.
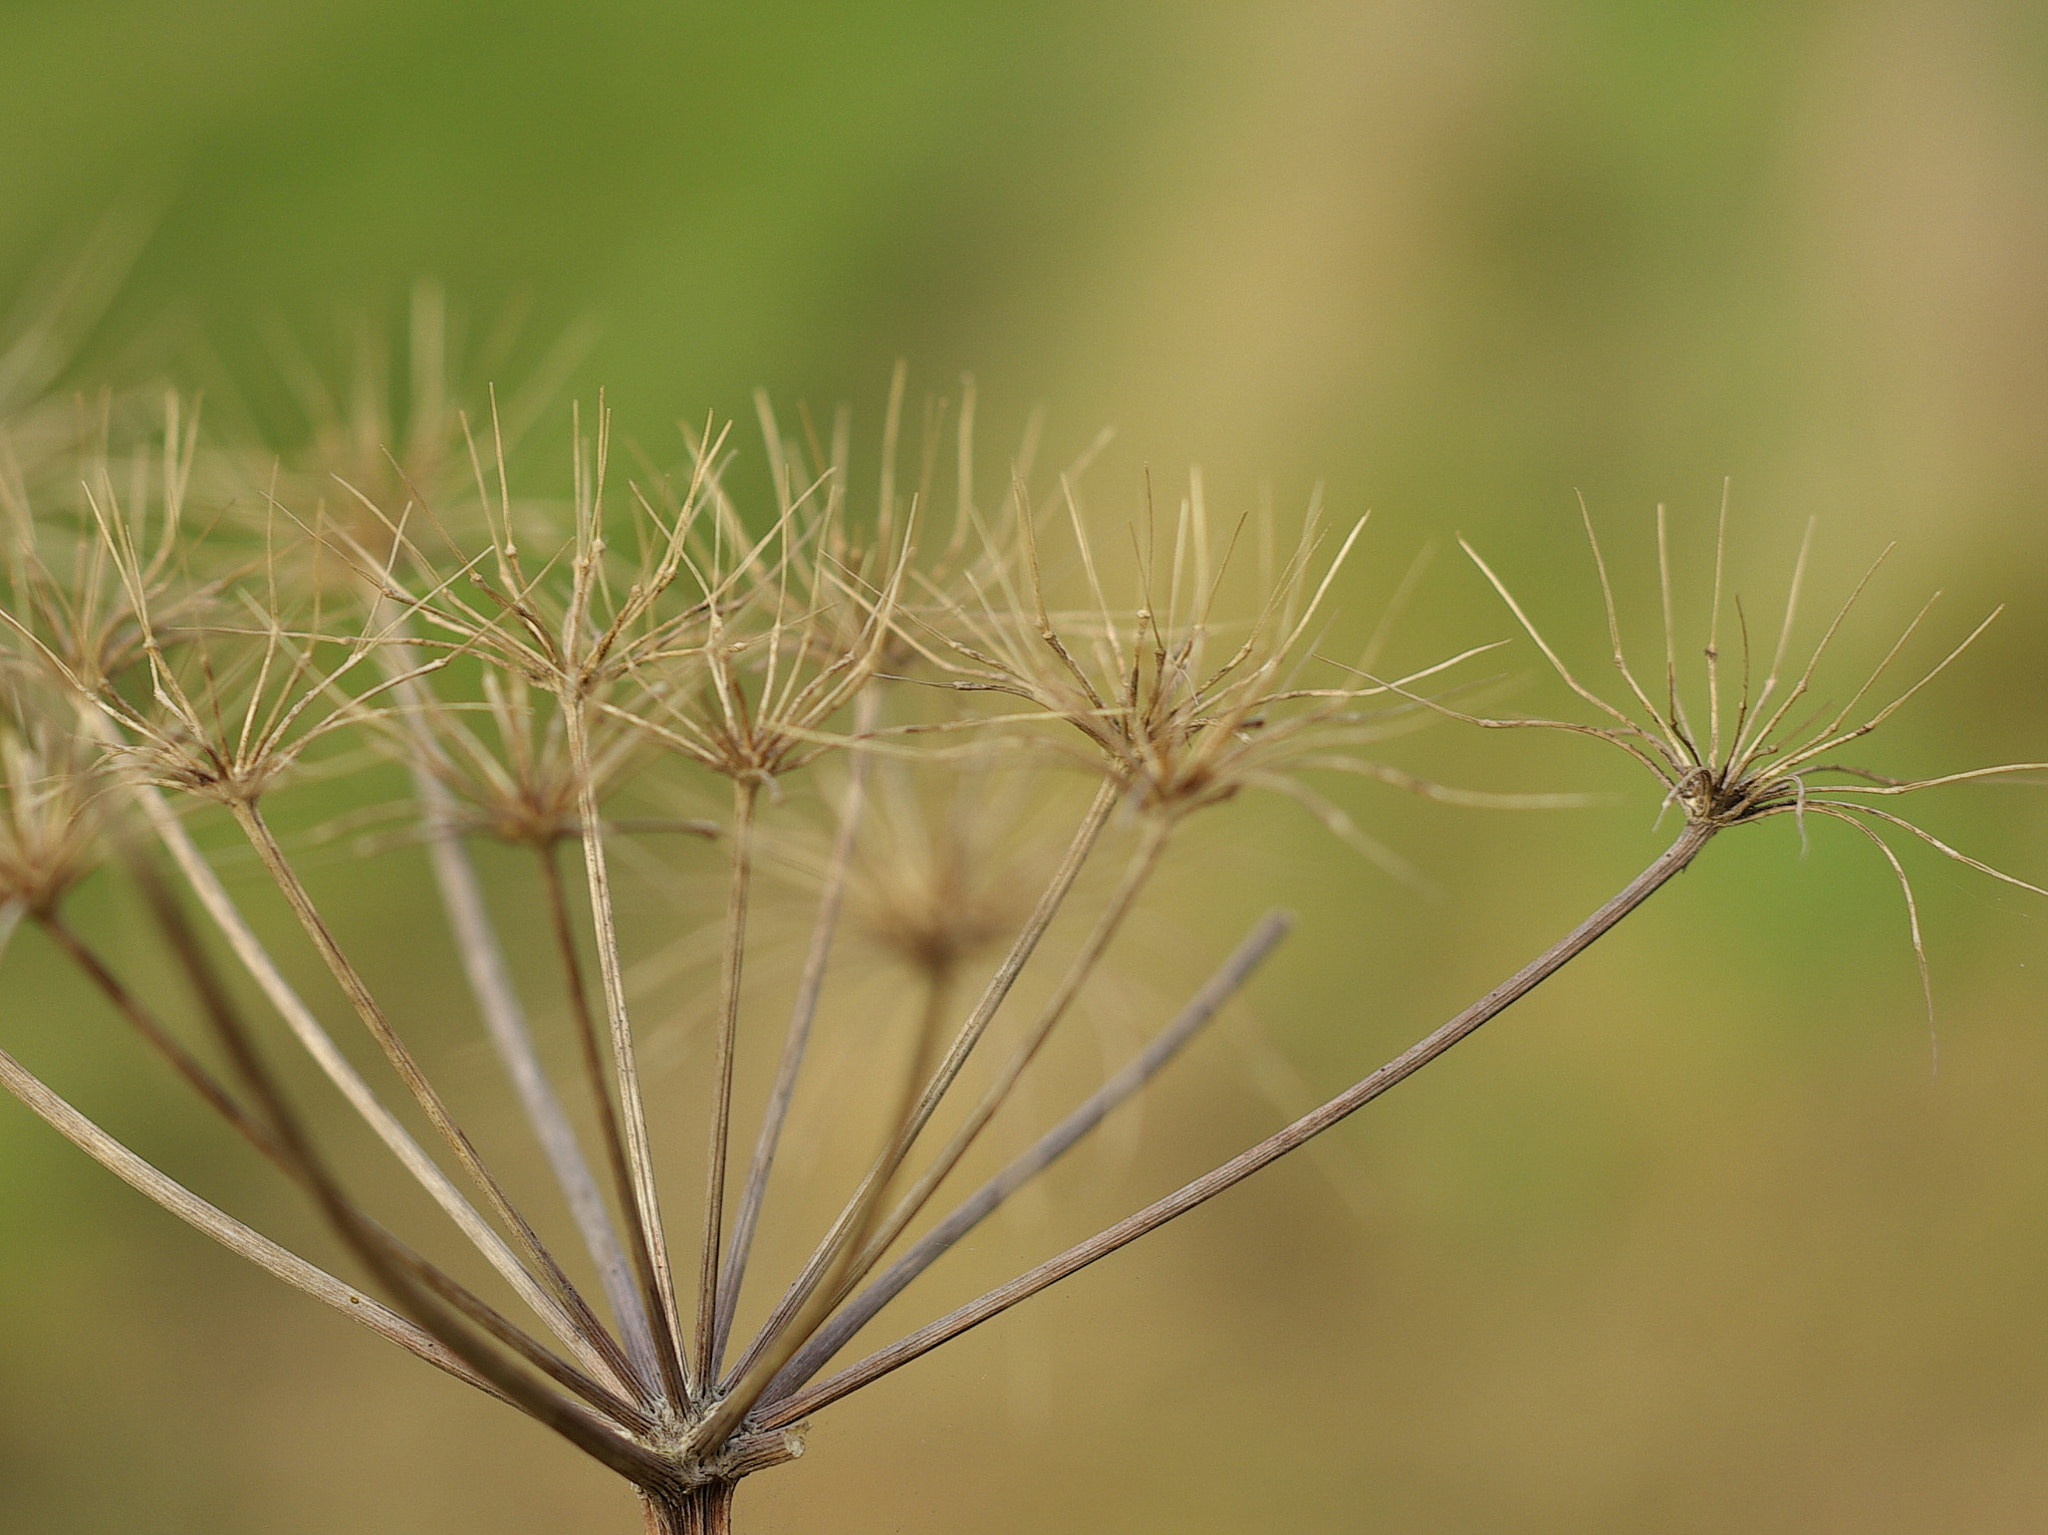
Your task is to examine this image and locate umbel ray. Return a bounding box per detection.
[0,386,2039,1533]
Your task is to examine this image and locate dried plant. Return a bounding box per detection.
[0,375,2039,1535]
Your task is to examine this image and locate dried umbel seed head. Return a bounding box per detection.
[843,766,1041,983]
[0,400,209,694]
[0,398,441,810]
[324,400,720,700]
[603,457,908,793]
[382,666,652,848]
[332,398,909,805]
[1445,500,2048,1014]
[896,468,1522,892]
[90,550,435,808]
[0,710,105,915]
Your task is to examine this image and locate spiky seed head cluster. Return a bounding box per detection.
[0,713,105,914]
[324,398,907,805]
[1449,501,2048,1010]
[842,765,1043,981]
[0,396,473,816]
[0,399,206,694]
[900,468,1494,830]
[392,671,647,848]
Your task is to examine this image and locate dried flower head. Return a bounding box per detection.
[0,399,207,693]
[1443,500,2048,1013]
[842,761,1042,982]
[385,666,653,847]
[0,706,105,914]
[896,467,1540,896]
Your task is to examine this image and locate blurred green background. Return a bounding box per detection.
[6,1,2048,1531]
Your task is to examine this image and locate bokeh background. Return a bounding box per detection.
[5,2,2048,1531]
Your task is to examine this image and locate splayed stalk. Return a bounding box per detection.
[228,797,637,1396]
[9,901,667,1455]
[106,739,623,1391]
[698,774,761,1383]
[377,620,661,1394]
[839,811,1175,1296]
[886,964,956,1180]
[756,822,1715,1431]
[714,702,875,1371]
[563,691,692,1396]
[418,766,659,1391]
[110,834,644,1424]
[0,1037,496,1394]
[36,908,279,1153]
[539,838,693,1407]
[764,907,1292,1405]
[706,778,1121,1442]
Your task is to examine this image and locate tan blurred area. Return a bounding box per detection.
[3,2,2048,1531]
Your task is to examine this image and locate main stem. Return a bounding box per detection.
[642,1483,736,1535]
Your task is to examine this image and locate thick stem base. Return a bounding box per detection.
[642,1483,736,1535]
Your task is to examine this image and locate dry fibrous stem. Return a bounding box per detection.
[704,775,1123,1435]
[755,822,1715,1427]
[765,906,1296,1403]
[696,774,759,1383]
[0,1004,498,1400]
[0,385,2039,1535]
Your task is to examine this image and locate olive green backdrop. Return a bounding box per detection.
[4,2,2048,1531]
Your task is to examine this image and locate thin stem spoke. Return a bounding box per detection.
[762,908,1292,1406]
[714,699,876,1370]
[0,1039,503,1399]
[230,799,637,1397]
[113,755,625,1390]
[90,866,661,1434]
[697,775,760,1384]
[107,852,645,1417]
[124,848,307,1140]
[717,777,1119,1402]
[37,909,280,1156]
[842,813,1174,1295]
[539,841,693,1407]
[403,696,662,1394]
[563,694,692,1395]
[755,824,1715,1431]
